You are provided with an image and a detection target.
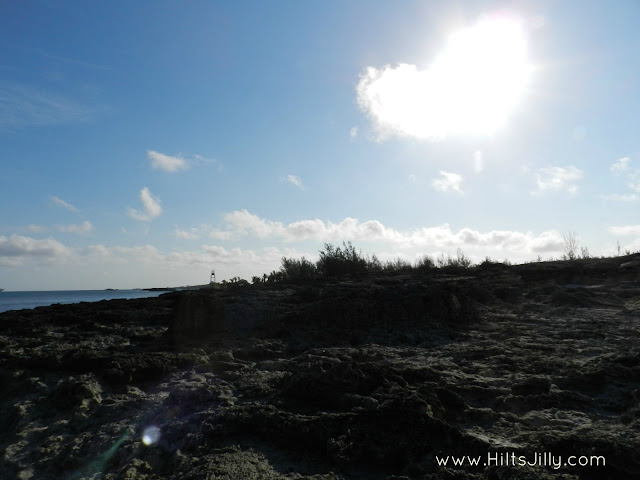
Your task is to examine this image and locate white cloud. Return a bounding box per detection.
[608,225,640,236]
[473,150,484,173]
[58,220,94,235]
[208,230,232,240]
[147,150,188,173]
[0,234,71,265]
[408,174,417,183]
[85,244,110,257]
[25,224,46,233]
[173,225,233,241]
[221,210,400,243]
[127,187,162,222]
[610,157,630,174]
[174,228,200,240]
[223,210,282,239]
[445,227,564,253]
[283,175,304,189]
[432,171,464,194]
[628,180,640,193]
[350,126,358,139]
[356,17,531,140]
[526,230,566,253]
[601,193,639,202]
[216,209,563,255]
[532,166,583,194]
[603,159,640,199]
[0,256,22,267]
[50,195,79,212]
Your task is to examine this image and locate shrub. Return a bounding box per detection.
[479,256,497,266]
[562,232,579,261]
[415,255,435,270]
[280,256,317,281]
[266,270,285,283]
[316,241,368,277]
[383,258,413,272]
[365,253,383,272]
[437,248,473,270]
[446,248,473,269]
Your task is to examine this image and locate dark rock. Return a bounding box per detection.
[48,374,103,411]
[511,376,552,396]
[168,289,226,342]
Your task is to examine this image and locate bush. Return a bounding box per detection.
[316,241,368,277]
[365,253,383,272]
[267,270,285,283]
[383,258,413,272]
[479,256,497,266]
[562,232,579,261]
[437,248,473,270]
[280,256,317,281]
[415,255,435,270]
[256,243,481,284]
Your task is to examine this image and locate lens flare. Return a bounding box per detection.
[142,425,161,446]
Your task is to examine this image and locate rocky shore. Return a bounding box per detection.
[1,256,639,479]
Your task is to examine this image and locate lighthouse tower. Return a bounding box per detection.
[209,270,216,284]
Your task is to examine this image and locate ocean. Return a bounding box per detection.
[0,289,167,313]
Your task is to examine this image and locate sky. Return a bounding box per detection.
[2,0,640,290]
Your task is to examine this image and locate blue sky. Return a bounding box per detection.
[2,0,640,290]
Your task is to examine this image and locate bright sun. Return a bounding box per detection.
[358,15,532,139]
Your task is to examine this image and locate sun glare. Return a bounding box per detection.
[436,17,531,135]
[358,15,532,139]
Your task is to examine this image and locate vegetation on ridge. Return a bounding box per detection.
[246,241,476,284]
[214,233,640,286]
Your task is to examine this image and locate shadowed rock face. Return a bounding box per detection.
[169,290,227,341]
[168,278,477,347]
[1,260,640,479]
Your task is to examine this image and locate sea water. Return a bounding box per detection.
[0,289,166,313]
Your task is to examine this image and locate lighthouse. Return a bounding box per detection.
[209,270,216,284]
